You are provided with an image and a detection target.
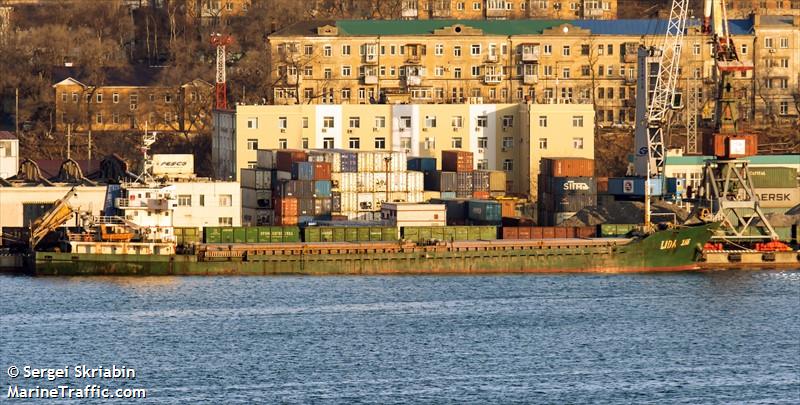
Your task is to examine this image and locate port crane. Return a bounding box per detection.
[632,0,690,228]
[696,0,782,244]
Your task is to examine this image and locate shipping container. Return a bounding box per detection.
[472,171,491,191]
[271,170,291,185]
[276,149,308,172]
[607,177,664,196]
[467,200,502,223]
[245,227,259,243]
[407,157,437,172]
[240,168,272,190]
[203,227,221,243]
[275,216,299,226]
[472,191,490,199]
[666,178,686,194]
[540,193,596,213]
[314,180,333,198]
[407,171,424,192]
[292,162,314,181]
[748,167,797,188]
[488,171,507,192]
[541,158,595,177]
[220,227,234,243]
[274,197,298,217]
[357,193,375,211]
[704,133,758,158]
[455,191,472,199]
[312,162,332,180]
[498,199,516,217]
[424,171,457,192]
[440,191,456,199]
[313,198,333,215]
[332,192,342,212]
[455,172,473,192]
[256,149,275,169]
[548,177,597,195]
[442,150,474,172]
[338,150,358,172]
[754,188,800,208]
[430,198,469,224]
[598,224,638,237]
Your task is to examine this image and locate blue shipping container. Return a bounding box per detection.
[608,177,664,196]
[298,216,315,225]
[467,200,502,222]
[314,180,333,197]
[407,157,437,173]
[339,151,358,172]
[292,162,314,180]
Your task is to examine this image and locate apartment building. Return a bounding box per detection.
[52,66,213,134]
[187,0,251,22]
[725,0,800,17]
[267,18,770,126]
[400,0,617,20]
[752,15,800,121]
[212,102,594,199]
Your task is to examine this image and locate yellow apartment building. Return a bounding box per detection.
[400,0,617,20]
[212,102,594,199]
[725,0,800,17]
[52,66,213,134]
[267,16,798,126]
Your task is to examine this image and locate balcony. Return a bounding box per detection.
[432,6,451,18]
[405,75,423,87]
[115,197,169,211]
[485,54,499,63]
[523,74,538,85]
[585,8,605,18]
[363,53,378,64]
[363,75,378,85]
[520,44,540,63]
[401,7,418,18]
[485,7,510,18]
[484,74,503,85]
[286,75,298,85]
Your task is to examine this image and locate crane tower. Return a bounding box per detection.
[211,33,234,110]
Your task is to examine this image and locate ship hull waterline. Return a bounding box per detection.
[30,224,718,276]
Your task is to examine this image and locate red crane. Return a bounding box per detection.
[210,33,234,110]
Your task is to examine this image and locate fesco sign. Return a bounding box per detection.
[152,154,194,175]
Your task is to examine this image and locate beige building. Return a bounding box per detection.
[725,0,800,18]
[212,101,594,199]
[751,15,800,122]
[267,16,799,127]
[399,0,617,20]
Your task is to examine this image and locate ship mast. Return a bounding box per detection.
[133,122,157,186]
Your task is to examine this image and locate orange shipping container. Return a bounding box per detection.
[276,149,308,172]
[502,227,519,239]
[518,226,532,239]
[312,162,332,180]
[554,227,568,239]
[274,197,299,217]
[531,227,544,239]
[472,191,490,199]
[275,216,298,226]
[541,158,595,177]
[441,150,474,172]
[499,200,516,217]
[596,177,609,193]
[542,227,556,239]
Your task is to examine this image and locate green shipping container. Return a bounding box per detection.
[283,226,301,242]
[599,224,637,237]
[381,227,398,241]
[305,227,320,242]
[204,227,221,243]
[748,167,798,188]
[442,227,456,241]
[403,227,419,242]
[245,227,260,243]
[480,226,497,240]
[233,227,247,243]
[345,227,359,242]
[467,227,481,240]
[357,227,370,241]
[418,227,432,241]
[431,227,445,241]
[369,227,382,241]
[220,227,234,243]
[333,227,346,242]
[269,227,283,243]
[257,227,271,243]
[321,227,335,242]
[454,226,469,241]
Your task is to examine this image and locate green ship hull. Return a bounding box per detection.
[31,224,718,276]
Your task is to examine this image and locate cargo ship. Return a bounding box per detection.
[30,222,718,276]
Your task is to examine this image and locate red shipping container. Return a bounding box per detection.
[442,150,474,172]
[541,158,595,177]
[596,177,609,193]
[703,133,758,158]
[518,226,532,239]
[276,149,308,172]
[531,227,544,239]
[274,197,298,217]
[502,227,519,239]
[472,191,490,199]
[577,226,596,238]
[312,162,332,180]
[554,227,568,239]
[565,227,577,238]
[542,227,556,239]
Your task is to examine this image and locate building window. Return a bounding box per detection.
[323,137,334,149]
[425,115,437,128]
[502,159,513,171]
[501,137,512,149]
[342,88,351,100]
[342,44,351,55]
[471,66,481,76]
[177,195,192,207]
[164,94,173,103]
[573,116,584,127]
[219,217,233,226]
[304,44,313,55]
[302,117,309,128]
[348,117,360,128]
[323,45,332,57]
[323,116,335,128]
[562,45,570,56]
[538,116,547,127]
[473,1,481,9]
[199,195,205,206]
[740,44,748,55]
[765,37,773,48]
[543,44,552,55]
[96,93,103,103]
[342,66,351,76]
[400,116,412,129]
[450,137,463,148]
[454,68,462,79]
[573,137,584,149]
[502,115,513,127]
[562,67,570,79]
[95,113,102,124]
[247,117,258,129]
[452,116,463,128]
[374,116,386,128]
[129,94,138,110]
[112,113,120,124]
[435,44,444,55]
[324,68,332,79]
[478,137,488,148]
[780,37,789,48]
[348,137,360,149]
[471,44,481,56]
[779,101,789,115]
[374,137,386,149]
[477,159,488,170]
[247,139,258,150]
[454,46,461,57]
[477,116,488,127]
[218,194,232,207]
[539,138,548,149]
[279,138,287,149]
[401,137,412,150]
[278,117,287,129]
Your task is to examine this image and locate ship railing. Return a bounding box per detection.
[93,216,128,225]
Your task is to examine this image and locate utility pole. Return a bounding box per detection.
[15,87,19,137]
[88,130,92,160]
[66,124,71,160]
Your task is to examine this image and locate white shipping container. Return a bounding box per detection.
[373,173,388,190]
[275,171,291,181]
[241,188,272,209]
[406,171,424,192]
[357,192,375,211]
[241,169,271,190]
[374,192,387,211]
[407,191,424,203]
[389,172,408,192]
[331,172,342,190]
[339,173,356,192]
[754,188,800,208]
[423,191,442,201]
[240,169,256,189]
[356,172,374,192]
[256,150,275,169]
[389,192,409,202]
[358,151,375,172]
[390,151,407,172]
[340,192,358,212]
[309,150,343,173]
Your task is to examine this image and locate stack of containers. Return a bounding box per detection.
[749,167,799,213]
[240,167,273,226]
[419,151,506,199]
[538,158,597,226]
[310,150,423,221]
